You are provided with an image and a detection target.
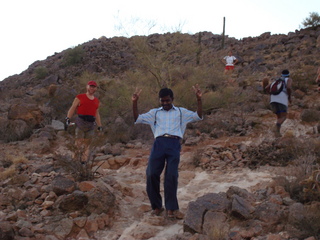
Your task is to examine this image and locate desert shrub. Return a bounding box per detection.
[291,66,317,93]
[73,71,100,93]
[63,46,85,67]
[301,12,320,28]
[34,66,48,79]
[130,32,199,88]
[270,138,320,203]
[207,224,229,240]
[6,89,25,99]
[247,137,320,169]
[273,176,320,237]
[55,134,108,181]
[299,202,320,237]
[0,154,28,181]
[31,88,50,104]
[0,166,16,181]
[300,109,320,122]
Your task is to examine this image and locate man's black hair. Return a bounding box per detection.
[159,88,174,98]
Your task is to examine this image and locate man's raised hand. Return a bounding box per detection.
[132,88,142,102]
[192,84,202,100]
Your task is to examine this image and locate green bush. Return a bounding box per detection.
[34,66,49,79]
[63,46,85,66]
[301,12,320,28]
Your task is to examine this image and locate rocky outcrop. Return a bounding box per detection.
[0,26,319,143]
[180,186,319,239]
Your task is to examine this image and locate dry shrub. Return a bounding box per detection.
[301,202,320,237]
[0,166,16,181]
[55,134,108,181]
[207,225,229,240]
[48,84,58,97]
[74,71,101,93]
[270,138,320,203]
[62,46,85,67]
[34,66,48,79]
[0,154,28,181]
[300,109,320,122]
[246,137,320,169]
[291,65,317,93]
[6,89,25,99]
[130,32,199,88]
[31,88,50,104]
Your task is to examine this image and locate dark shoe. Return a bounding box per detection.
[151,208,164,216]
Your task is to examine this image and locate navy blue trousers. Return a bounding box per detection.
[146,137,181,211]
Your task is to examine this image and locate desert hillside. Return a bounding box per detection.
[0,26,320,239]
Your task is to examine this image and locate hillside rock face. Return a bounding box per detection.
[0,27,320,239]
[0,26,319,142]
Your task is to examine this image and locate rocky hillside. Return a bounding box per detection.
[0,26,320,239]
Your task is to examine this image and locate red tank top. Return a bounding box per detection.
[76,93,100,116]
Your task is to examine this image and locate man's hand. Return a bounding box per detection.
[192,84,202,100]
[132,88,142,102]
[192,84,203,118]
[132,88,142,121]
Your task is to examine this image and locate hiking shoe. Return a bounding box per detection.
[151,208,164,216]
[166,210,184,220]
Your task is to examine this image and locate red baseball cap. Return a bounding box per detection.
[87,81,97,87]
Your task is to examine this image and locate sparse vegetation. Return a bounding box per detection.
[0,154,28,181]
[301,12,320,28]
[0,26,320,240]
[55,134,108,181]
[34,66,49,79]
[63,46,85,66]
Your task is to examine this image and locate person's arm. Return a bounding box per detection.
[95,110,102,130]
[264,83,271,94]
[192,84,202,118]
[233,57,238,65]
[286,78,292,104]
[221,57,226,65]
[67,97,80,119]
[132,88,142,122]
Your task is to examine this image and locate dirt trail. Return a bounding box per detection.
[95,108,316,239]
[96,139,277,239]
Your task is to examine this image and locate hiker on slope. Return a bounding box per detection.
[66,80,103,163]
[265,70,292,137]
[221,51,238,75]
[132,85,203,219]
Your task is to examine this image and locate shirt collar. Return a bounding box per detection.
[159,104,177,111]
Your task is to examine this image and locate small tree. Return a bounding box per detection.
[301,12,320,28]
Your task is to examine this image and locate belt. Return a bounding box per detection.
[158,134,180,139]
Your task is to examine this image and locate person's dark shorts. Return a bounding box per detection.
[270,102,287,114]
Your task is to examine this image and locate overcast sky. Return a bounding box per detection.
[0,0,319,81]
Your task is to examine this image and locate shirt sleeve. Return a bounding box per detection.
[135,108,158,125]
[180,107,202,124]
